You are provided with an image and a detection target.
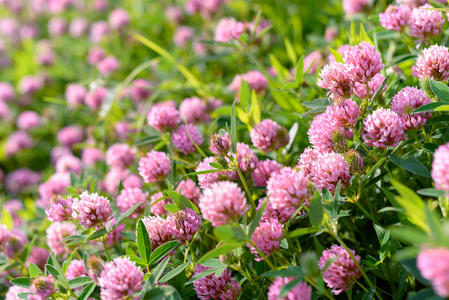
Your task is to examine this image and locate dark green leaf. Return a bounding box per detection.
[279,277,303,298]
[78,282,96,300]
[10,277,32,288]
[309,192,323,228]
[167,191,200,214]
[413,102,446,113]
[148,241,179,266]
[62,247,78,274]
[68,277,93,288]
[29,263,42,278]
[261,266,304,278]
[417,188,447,197]
[361,287,376,300]
[302,98,330,109]
[112,201,144,231]
[430,80,449,102]
[400,258,429,284]
[137,219,152,265]
[86,228,108,241]
[248,199,267,237]
[214,224,247,243]
[389,154,431,177]
[185,266,226,285]
[407,288,444,300]
[143,285,182,300]
[197,243,243,264]
[285,227,319,239]
[147,257,170,286]
[160,262,190,283]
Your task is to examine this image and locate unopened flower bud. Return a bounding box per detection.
[332,130,347,153]
[87,254,105,283]
[344,149,364,174]
[209,132,231,156]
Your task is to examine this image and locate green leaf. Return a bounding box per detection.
[361,287,376,300]
[45,264,59,277]
[407,288,444,300]
[413,102,446,113]
[85,228,108,241]
[159,262,190,283]
[112,201,144,231]
[309,191,323,228]
[197,243,243,264]
[147,256,170,286]
[248,199,268,238]
[249,90,261,126]
[78,283,96,300]
[143,285,182,300]
[68,277,93,288]
[48,252,68,288]
[236,107,249,126]
[17,292,33,300]
[359,24,373,45]
[214,224,247,243]
[29,263,42,278]
[284,38,297,65]
[285,227,320,239]
[187,169,222,176]
[131,32,203,96]
[389,154,431,177]
[128,255,146,265]
[434,105,449,112]
[430,80,449,102]
[295,55,305,85]
[62,247,78,274]
[302,98,330,109]
[261,266,304,278]
[164,204,179,213]
[417,188,447,197]
[400,258,429,284]
[327,47,343,63]
[10,277,32,288]
[279,277,303,298]
[370,74,389,102]
[167,191,200,214]
[239,80,251,109]
[20,236,37,264]
[137,219,152,265]
[349,21,358,45]
[230,101,237,153]
[390,178,429,232]
[148,241,179,266]
[185,266,226,285]
[209,162,223,170]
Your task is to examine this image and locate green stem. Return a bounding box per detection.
[304,277,335,300]
[354,201,381,226]
[235,266,267,300]
[351,126,370,154]
[356,280,369,292]
[184,118,207,158]
[169,155,197,168]
[236,167,257,213]
[102,237,111,261]
[184,241,191,264]
[248,241,276,270]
